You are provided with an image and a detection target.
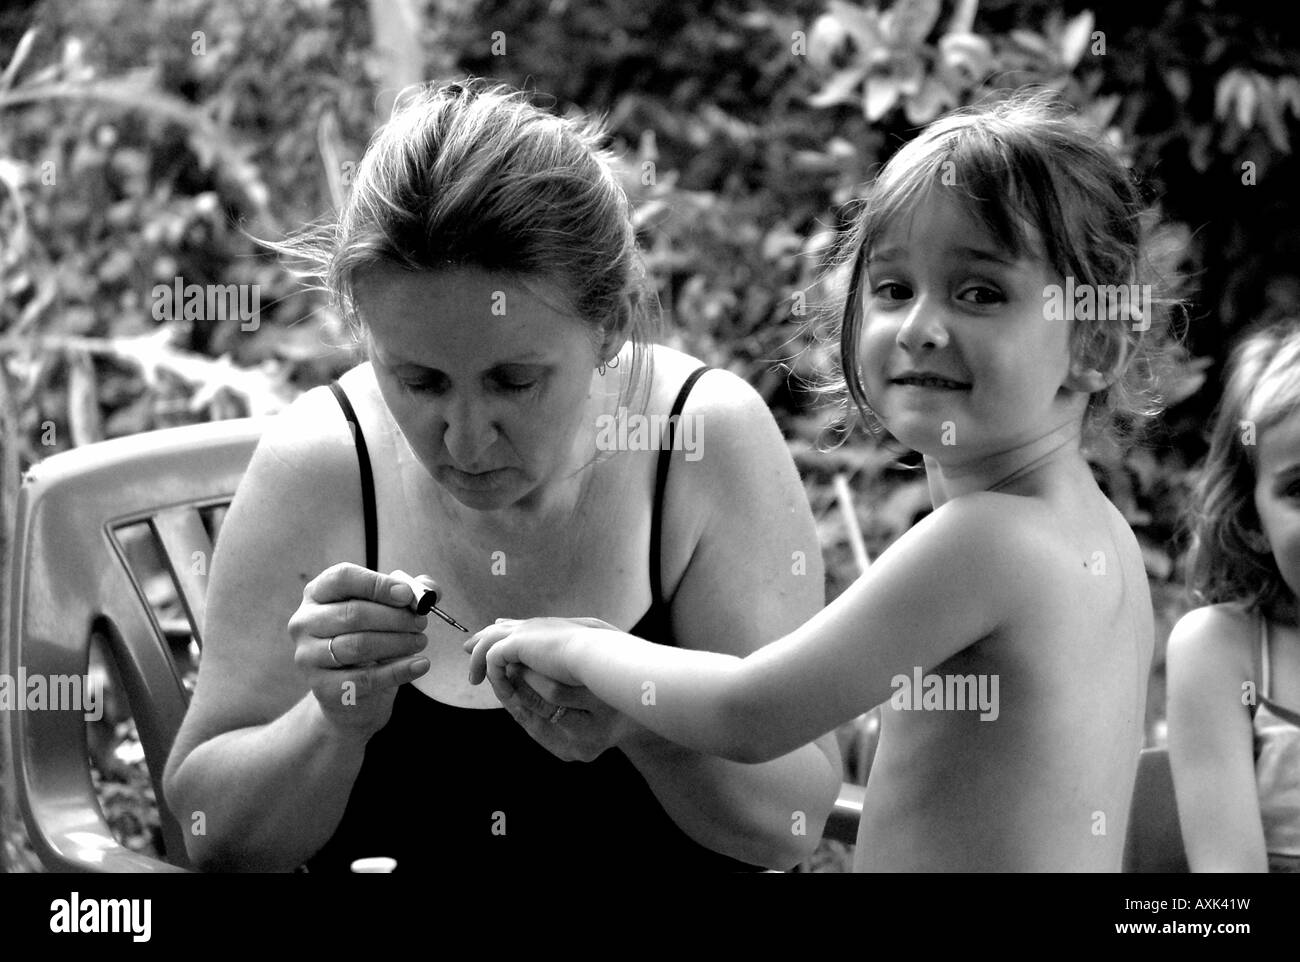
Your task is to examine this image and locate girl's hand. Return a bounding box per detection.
[465,616,618,690]
[287,563,431,742]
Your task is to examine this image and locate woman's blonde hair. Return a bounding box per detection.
[272,78,655,403]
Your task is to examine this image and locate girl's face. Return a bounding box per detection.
[356,264,601,512]
[858,191,1086,462]
[1253,413,1300,604]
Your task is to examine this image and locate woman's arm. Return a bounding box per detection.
[604,367,842,868]
[162,386,391,871]
[1166,605,1269,872]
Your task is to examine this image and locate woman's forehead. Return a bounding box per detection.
[356,265,591,364]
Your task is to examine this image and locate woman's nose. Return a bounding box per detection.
[896,297,949,352]
[441,396,501,467]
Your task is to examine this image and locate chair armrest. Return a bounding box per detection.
[18,791,191,873]
[36,822,190,873]
[823,781,864,845]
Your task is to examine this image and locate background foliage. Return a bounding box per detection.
[2,0,1298,872]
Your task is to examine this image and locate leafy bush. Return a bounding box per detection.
[4,0,1299,872]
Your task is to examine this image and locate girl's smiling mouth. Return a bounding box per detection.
[890,371,972,390]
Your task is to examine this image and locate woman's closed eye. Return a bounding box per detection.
[491,373,540,394]
[399,373,450,395]
[397,368,543,396]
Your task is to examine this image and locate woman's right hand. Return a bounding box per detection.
[288,563,432,742]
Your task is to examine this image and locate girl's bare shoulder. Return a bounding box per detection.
[1167,601,1257,679]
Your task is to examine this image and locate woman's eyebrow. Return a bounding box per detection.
[377,349,549,370]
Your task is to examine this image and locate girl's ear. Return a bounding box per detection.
[1063,362,1110,393]
[1064,335,1129,393]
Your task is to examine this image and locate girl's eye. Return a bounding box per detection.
[958,285,1004,305]
[872,282,912,301]
[494,378,538,394]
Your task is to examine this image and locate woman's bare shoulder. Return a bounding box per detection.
[643,343,767,415]
[217,371,369,582]
[251,373,363,477]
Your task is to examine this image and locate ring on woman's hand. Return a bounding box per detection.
[549,706,567,725]
[328,636,342,669]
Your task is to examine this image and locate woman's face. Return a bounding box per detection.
[356,264,602,511]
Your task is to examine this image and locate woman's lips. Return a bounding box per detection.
[441,466,512,491]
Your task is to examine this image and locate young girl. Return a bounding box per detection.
[1168,317,1300,873]
[468,90,1176,871]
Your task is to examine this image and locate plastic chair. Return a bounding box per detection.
[4,415,868,869]
[1122,746,1188,872]
[3,418,266,871]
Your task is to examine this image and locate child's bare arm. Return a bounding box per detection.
[1166,606,1269,872]
[473,493,1041,761]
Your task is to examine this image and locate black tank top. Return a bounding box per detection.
[306,368,759,872]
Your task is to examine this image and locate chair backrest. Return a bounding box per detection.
[4,418,266,871]
[1123,746,1189,872]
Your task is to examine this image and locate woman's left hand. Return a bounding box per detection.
[466,617,634,762]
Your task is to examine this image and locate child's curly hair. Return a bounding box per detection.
[1185,316,1300,623]
[811,87,1184,450]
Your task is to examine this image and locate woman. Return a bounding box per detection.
[162,80,841,872]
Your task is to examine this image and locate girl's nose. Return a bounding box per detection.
[441,396,501,467]
[896,299,950,352]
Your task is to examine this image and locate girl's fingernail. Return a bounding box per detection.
[411,657,430,675]
[390,583,412,604]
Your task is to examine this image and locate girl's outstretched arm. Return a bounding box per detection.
[470,491,1042,763]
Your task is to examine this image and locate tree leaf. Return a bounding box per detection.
[808,65,869,108]
[1214,69,1244,122]
[889,0,941,47]
[1059,10,1095,69]
[904,74,954,124]
[938,32,993,84]
[864,72,902,122]
[808,13,850,71]
[66,348,102,447]
[829,0,885,56]
[1235,72,1258,128]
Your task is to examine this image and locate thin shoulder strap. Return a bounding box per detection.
[328,381,379,572]
[649,366,711,605]
[1260,612,1272,701]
